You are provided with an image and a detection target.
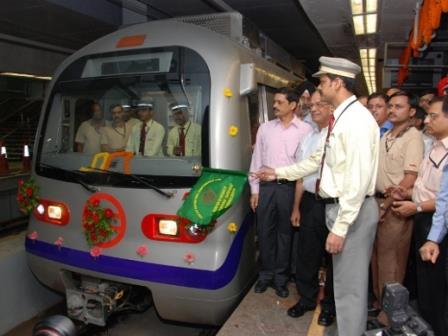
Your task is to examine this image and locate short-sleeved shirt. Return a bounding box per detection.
[75,119,109,154]
[100,123,132,151]
[126,117,140,129]
[376,126,424,192]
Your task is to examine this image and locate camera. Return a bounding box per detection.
[363,283,434,336]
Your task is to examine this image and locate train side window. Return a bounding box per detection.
[247,92,259,146]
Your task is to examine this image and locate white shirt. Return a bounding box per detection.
[276,96,380,237]
[296,127,327,193]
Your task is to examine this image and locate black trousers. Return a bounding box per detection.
[414,212,448,336]
[296,191,335,311]
[256,182,294,286]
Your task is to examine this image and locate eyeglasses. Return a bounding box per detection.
[310,102,330,109]
[426,113,439,121]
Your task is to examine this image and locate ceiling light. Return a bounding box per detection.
[0,72,52,81]
[353,15,365,35]
[369,48,377,59]
[360,48,368,59]
[366,0,378,12]
[366,14,377,34]
[351,0,364,15]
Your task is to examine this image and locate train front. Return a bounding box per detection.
[25,31,255,326]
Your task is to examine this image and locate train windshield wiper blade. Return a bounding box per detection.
[39,163,98,193]
[84,167,173,199]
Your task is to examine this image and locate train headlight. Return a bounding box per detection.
[33,199,70,225]
[36,204,45,215]
[158,219,178,236]
[48,205,63,220]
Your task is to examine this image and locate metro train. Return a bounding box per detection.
[25,12,303,326]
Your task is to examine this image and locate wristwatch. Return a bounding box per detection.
[416,202,423,213]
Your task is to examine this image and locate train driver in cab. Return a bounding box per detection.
[75,102,109,154]
[100,104,132,152]
[166,103,201,157]
[126,102,165,156]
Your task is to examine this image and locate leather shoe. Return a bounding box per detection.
[274,284,289,298]
[254,280,271,293]
[318,309,335,326]
[287,301,315,318]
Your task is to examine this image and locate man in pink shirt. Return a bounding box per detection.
[249,87,312,298]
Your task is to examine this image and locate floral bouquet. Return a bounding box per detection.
[82,199,116,247]
[17,178,39,215]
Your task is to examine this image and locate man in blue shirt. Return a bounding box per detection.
[367,92,392,137]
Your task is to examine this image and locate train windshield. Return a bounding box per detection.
[36,46,210,188]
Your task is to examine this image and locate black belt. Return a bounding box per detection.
[375,192,387,198]
[261,179,295,185]
[316,194,372,204]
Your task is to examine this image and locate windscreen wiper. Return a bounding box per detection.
[39,163,99,193]
[83,167,173,199]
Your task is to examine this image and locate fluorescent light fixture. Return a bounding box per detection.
[0,72,52,81]
[360,48,368,59]
[369,48,377,58]
[353,15,365,35]
[366,0,378,12]
[351,0,364,15]
[366,14,377,34]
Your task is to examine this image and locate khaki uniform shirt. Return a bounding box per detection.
[75,119,109,154]
[166,121,201,156]
[376,127,424,192]
[100,123,132,151]
[275,96,380,237]
[126,120,165,156]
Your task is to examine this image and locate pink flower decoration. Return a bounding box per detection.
[54,237,64,248]
[184,252,196,264]
[28,231,38,241]
[90,246,102,258]
[136,245,148,257]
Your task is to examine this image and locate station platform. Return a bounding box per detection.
[218,283,328,336]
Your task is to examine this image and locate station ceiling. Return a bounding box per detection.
[0,0,436,92]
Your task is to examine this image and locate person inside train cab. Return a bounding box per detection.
[125,102,165,156]
[75,102,108,154]
[166,103,201,157]
[249,87,312,299]
[255,57,379,336]
[122,104,140,129]
[100,104,132,152]
[367,92,392,137]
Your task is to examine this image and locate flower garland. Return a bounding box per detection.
[82,199,117,247]
[17,178,39,215]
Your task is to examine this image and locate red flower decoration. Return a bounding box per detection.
[54,236,64,248]
[82,199,117,247]
[28,231,38,240]
[184,252,196,264]
[17,178,39,215]
[26,187,33,197]
[136,245,148,257]
[105,208,114,219]
[90,246,102,258]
